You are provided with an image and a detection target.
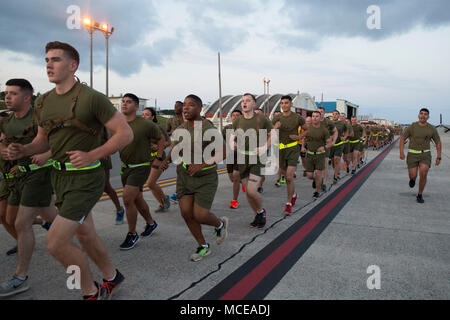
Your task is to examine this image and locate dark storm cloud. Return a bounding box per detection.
[0,0,179,76]
[282,0,450,50]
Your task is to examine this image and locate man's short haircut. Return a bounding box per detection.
[5,79,34,96]
[232,109,242,115]
[185,94,203,108]
[317,106,324,111]
[420,108,430,115]
[123,93,139,105]
[45,41,80,66]
[144,107,157,123]
[312,111,321,116]
[175,101,183,105]
[281,95,292,102]
[243,93,257,103]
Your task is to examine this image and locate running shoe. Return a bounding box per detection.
[170,193,178,203]
[333,176,338,184]
[242,185,246,193]
[41,221,52,231]
[215,217,229,245]
[284,203,292,216]
[409,179,416,188]
[293,172,297,178]
[102,269,125,300]
[275,180,281,187]
[83,281,107,300]
[190,245,211,262]
[313,192,320,199]
[321,184,327,192]
[351,169,356,175]
[257,187,264,194]
[280,177,286,184]
[115,207,125,225]
[141,222,158,238]
[156,196,170,212]
[250,210,267,229]
[119,232,139,250]
[416,194,424,204]
[303,171,307,177]
[291,192,298,207]
[6,246,17,256]
[0,275,29,298]
[229,200,239,209]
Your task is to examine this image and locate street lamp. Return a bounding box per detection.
[264,77,270,115]
[83,17,114,96]
[83,18,94,88]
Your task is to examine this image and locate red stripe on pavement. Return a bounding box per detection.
[219,146,390,300]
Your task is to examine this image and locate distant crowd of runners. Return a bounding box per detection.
[0,41,441,300]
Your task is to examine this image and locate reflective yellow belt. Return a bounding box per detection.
[334,141,345,146]
[121,162,150,169]
[372,134,378,137]
[349,140,360,144]
[279,141,298,150]
[1,172,17,180]
[150,151,158,157]
[408,149,430,154]
[307,150,325,155]
[18,160,54,173]
[181,161,217,171]
[239,150,258,156]
[53,160,101,171]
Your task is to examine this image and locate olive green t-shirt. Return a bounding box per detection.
[272,112,305,145]
[1,108,38,166]
[36,83,117,163]
[173,119,223,176]
[333,120,348,144]
[305,124,330,152]
[320,118,336,136]
[232,114,273,151]
[166,116,184,134]
[351,124,364,141]
[403,122,440,151]
[120,116,162,164]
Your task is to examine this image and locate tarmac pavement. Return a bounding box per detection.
[0,129,448,300]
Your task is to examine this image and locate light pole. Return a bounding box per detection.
[83,18,94,88]
[264,77,270,115]
[100,24,114,98]
[83,18,114,96]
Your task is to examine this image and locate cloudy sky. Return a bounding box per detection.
[1,0,449,124]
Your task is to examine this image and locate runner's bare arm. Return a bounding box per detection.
[435,140,441,166]
[399,135,406,160]
[67,111,133,168]
[5,126,50,160]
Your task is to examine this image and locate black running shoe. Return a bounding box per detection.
[6,246,17,256]
[141,222,158,238]
[250,210,266,229]
[102,269,125,300]
[312,180,316,189]
[41,221,52,231]
[409,179,416,188]
[351,169,356,175]
[313,192,320,199]
[83,281,107,300]
[120,232,139,250]
[416,194,424,204]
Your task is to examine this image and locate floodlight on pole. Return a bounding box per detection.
[82,17,114,96]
